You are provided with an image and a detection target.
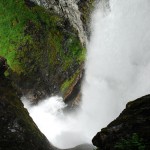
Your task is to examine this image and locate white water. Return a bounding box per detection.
[23,0,150,148]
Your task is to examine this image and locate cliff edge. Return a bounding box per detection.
[92,95,150,150]
[0,56,56,150]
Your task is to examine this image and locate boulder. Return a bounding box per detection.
[92,95,150,150]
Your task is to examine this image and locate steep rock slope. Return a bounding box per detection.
[77,0,95,37]
[0,57,56,150]
[26,0,95,105]
[31,0,95,44]
[0,0,87,103]
[92,95,150,150]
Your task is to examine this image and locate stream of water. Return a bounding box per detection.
[23,0,150,148]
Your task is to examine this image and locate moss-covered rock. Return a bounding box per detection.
[92,95,150,150]
[0,56,98,150]
[0,57,57,150]
[0,0,85,102]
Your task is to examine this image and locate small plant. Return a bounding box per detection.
[115,133,146,150]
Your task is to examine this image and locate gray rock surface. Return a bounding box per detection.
[31,0,87,44]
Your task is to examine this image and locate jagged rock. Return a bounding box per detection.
[23,0,95,105]
[0,0,87,104]
[0,62,56,150]
[0,58,97,150]
[92,95,150,150]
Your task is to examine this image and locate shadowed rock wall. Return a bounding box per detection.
[92,95,150,150]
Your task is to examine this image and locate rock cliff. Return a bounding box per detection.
[0,0,95,104]
[0,57,56,150]
[92,95,150,150]
[23,0,95,104]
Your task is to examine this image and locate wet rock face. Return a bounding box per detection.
[0,0,85,104]
[1,0,95,104]
[77,0,95,37]
[22,0,95,105]
[0,66,56,150]
[92,95,150,150]
[31,0,87,44]
[1,0,95,105]
[0,59,95,150]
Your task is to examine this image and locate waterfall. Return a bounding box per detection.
[23,0,150,149]
[81,0,150,136]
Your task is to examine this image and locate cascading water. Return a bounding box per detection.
[81,0,150,136]
[22,0,150,149]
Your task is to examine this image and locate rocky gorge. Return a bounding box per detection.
[0,0,150,149]
[0,0,95,149]
[0,56,94,150]
[1,56,150,149]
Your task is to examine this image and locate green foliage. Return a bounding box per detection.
[115,133,146,150]
[0,0,85,73]
[0,0,36,73]
[0,0,62,73]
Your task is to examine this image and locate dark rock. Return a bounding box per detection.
[0,67,56,149]
[0,56,8,77]
[92,95,150,150]
[25,0,36,8]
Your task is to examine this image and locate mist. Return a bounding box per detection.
[22,96,88,148]
[22,0,150,149]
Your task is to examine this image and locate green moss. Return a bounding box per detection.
[0,0,86,97]
[61,70,80,93]
[0,0,85,70]
[0,0,62,72]
[0,77,52,150]
[0,1,28,72]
